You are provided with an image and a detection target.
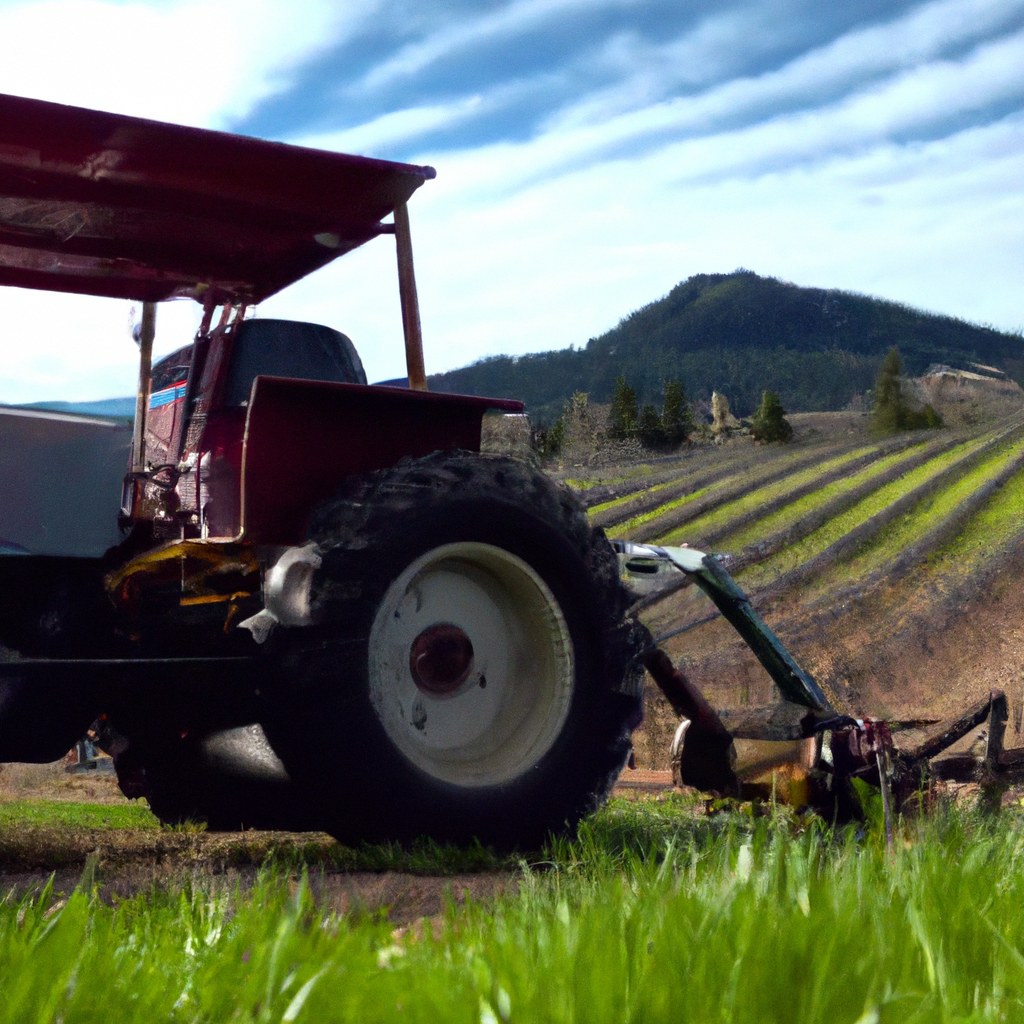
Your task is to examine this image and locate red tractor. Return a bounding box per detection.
[0,94,645,847]
[7,94,1005,848]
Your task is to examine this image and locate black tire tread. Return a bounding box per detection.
[265,451,647,850]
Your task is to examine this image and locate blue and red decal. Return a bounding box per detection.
[150,379,187,409]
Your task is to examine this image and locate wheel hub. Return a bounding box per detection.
[409,623,474,696]
[368,542,575,787]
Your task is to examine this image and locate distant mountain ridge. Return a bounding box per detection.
[428,271,1024,421]
[18,397,136,419]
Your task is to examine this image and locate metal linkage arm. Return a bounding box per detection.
[904,690,1006,764]
[650,545,833,712]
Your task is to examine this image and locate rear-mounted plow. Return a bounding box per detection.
[616,542,1022,835]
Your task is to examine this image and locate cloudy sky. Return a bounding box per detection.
[0,0,1022,403]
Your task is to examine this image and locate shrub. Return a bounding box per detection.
[636,404,666,448]
[661,379,694,445]
[532,417,565,457]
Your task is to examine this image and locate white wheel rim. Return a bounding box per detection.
[368,542,575,787]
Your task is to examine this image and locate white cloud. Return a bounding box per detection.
[257,109,1024,385]
[351,0,623,96]
[420,6,1024,205]
[305,0,1024,166]
[0,0,344,127]
[299,95,483,154]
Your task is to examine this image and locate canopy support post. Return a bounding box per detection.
[131,301,157,473]
[394,202,427,390]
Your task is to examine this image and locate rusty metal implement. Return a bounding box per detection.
[617,542,1023,822]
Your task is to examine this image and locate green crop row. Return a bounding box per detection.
[605,455,805,538]
[4,798,1024,1022]
[714,442,931,551]
[607,483,717,537]
[914,457,1024,584]
[737,434,996,591]
[564,464,662,490]
[828,438,1024,587]
[585,446,782,516]
[607,442,887,541]
[587,474,685,517]
[655,444,884,546]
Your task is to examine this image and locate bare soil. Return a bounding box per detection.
[0,758,127,804]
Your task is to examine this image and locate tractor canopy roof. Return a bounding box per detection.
[0,93,435,304]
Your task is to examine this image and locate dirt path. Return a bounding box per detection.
[0,859,518,926]
[0,760,670,922]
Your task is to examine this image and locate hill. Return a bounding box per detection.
[18,398,136,420]
[429,271,1024,421]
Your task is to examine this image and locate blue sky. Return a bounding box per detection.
[0,0,1022,402]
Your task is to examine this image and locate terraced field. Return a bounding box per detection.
[559,410,1024,769]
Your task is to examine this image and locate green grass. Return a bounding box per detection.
[5,798,1024,1022]
[0,800,159,831]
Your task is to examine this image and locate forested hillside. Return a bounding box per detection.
[430,271,1024,421]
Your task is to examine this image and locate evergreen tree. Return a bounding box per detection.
[608,375,638,439]
[871,347,942,434]
[661,379,693,444]
[637,404,666,448]
[871,347,906,434]
[750,390,793,442]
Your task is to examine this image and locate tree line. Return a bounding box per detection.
[536,376,796,455]
[534,345,942,457]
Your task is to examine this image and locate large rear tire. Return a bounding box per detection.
[263,452,646,850]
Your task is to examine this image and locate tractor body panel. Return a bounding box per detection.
[126,317,523,544]
[0,406,131,557]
